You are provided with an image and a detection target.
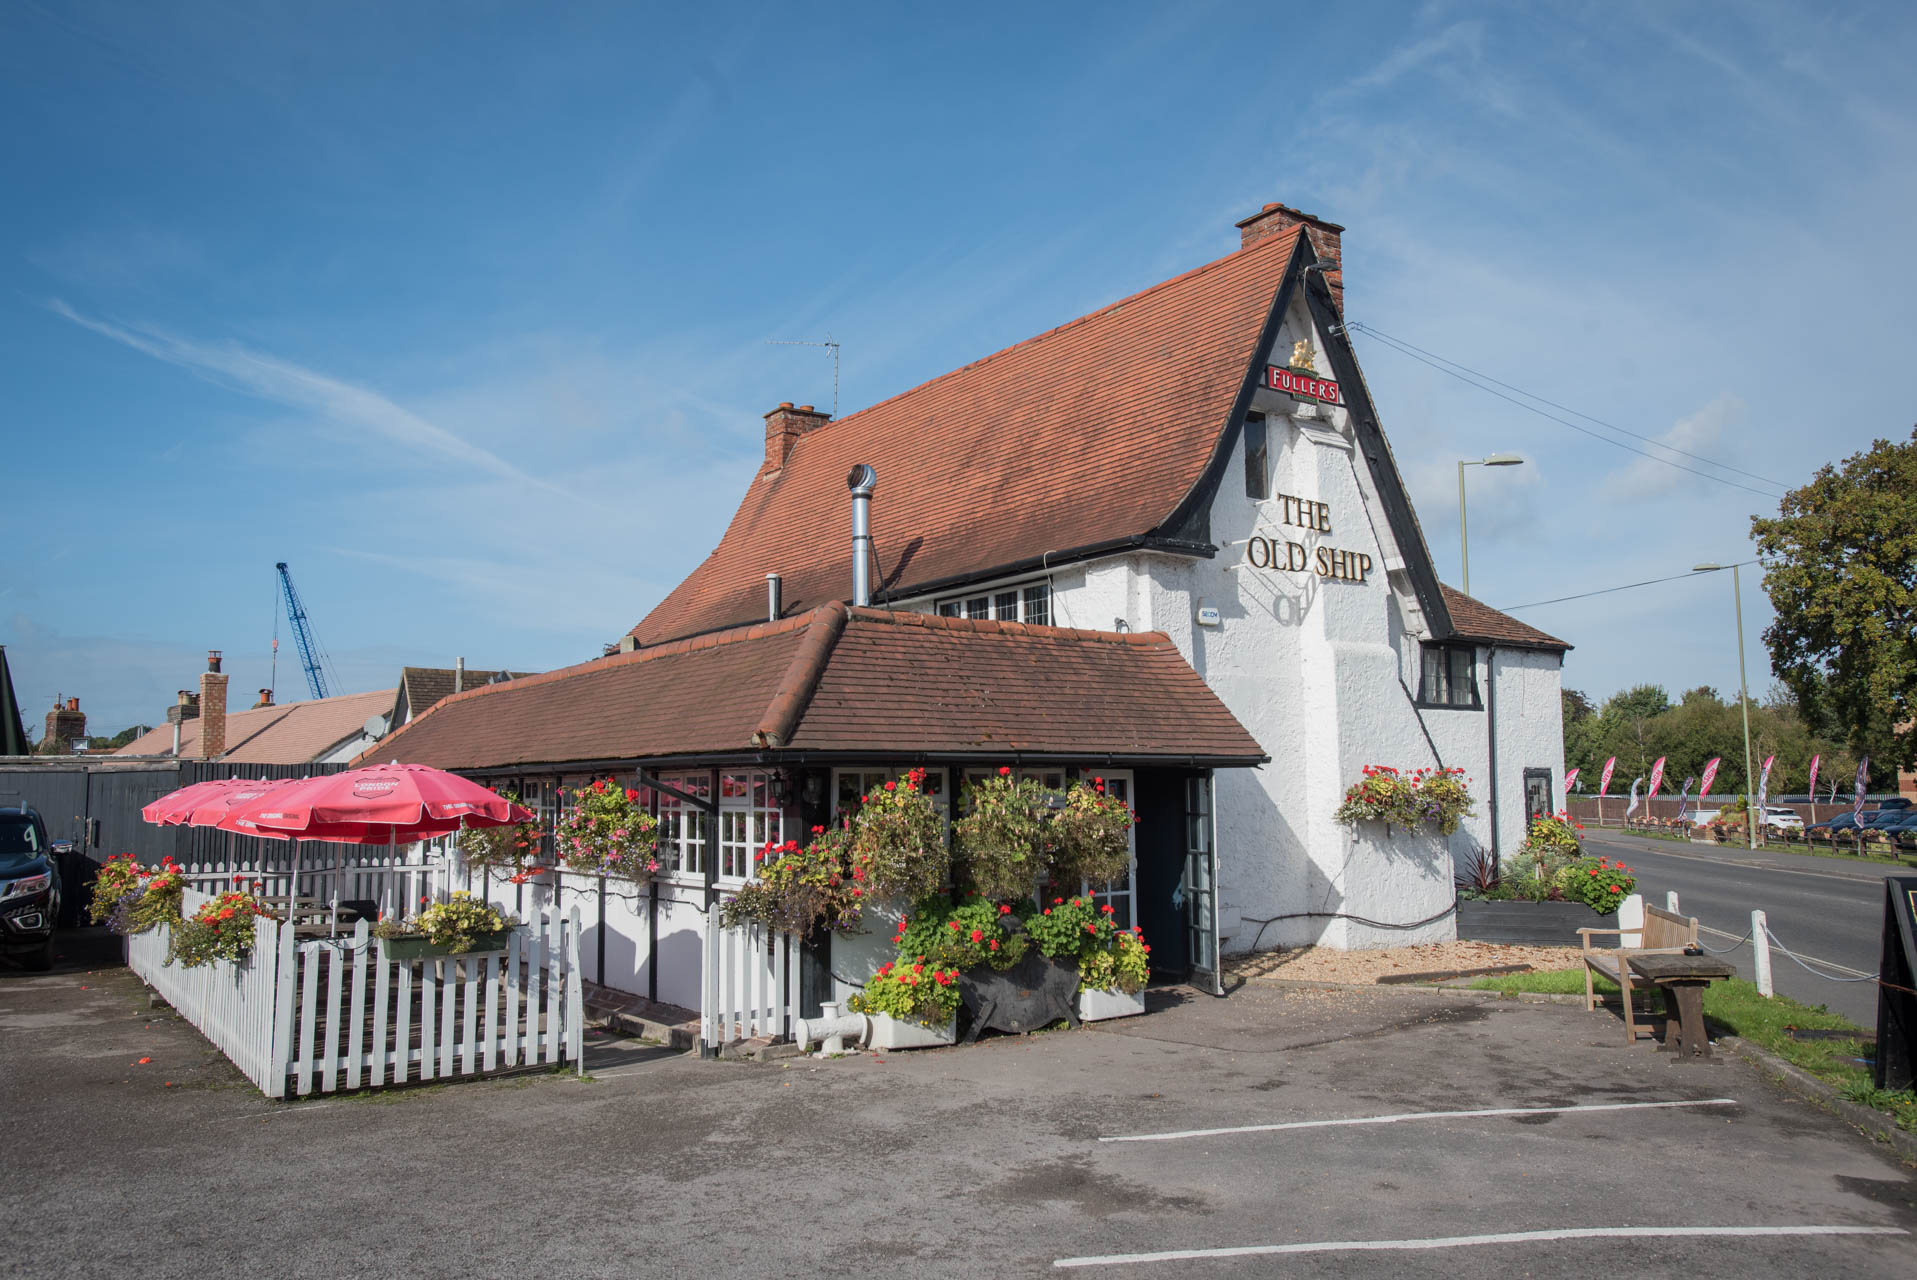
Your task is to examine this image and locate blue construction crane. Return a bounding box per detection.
[275,562,332,701]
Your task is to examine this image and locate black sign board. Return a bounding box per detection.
[1875,875,1917,1090]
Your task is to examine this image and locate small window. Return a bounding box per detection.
[937,581,1052,626]
[1418,643,1480,709]
[1244,414,1268,500]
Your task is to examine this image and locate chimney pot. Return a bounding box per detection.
[762,402,832,473]
[207,649,222,674]
[1234,200,1345,312]
[66,697,79,712]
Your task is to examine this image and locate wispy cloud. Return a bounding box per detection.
[1600,395,1745,503]
[47,300,568,496]
[1341,21,1484,95]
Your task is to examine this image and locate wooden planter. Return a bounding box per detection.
[1077,986,1146,1021]
[865,1012,957,1050]
[1454,900,1615,946]
[379,929,514,961]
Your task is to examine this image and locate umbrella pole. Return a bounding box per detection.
[291,841,303,921]
[330,838,342,938]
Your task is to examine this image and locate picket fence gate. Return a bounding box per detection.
[128,889,584,1098]
[701,920,800,1054]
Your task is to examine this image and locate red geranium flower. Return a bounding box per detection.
[998,766,1011,777]
[970,929,984,942]
[998,904,1010,915]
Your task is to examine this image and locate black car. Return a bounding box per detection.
[0,807,62,970]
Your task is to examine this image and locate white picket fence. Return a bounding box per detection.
[128,888,584,1098]
[174,851,441,919]
[701,920,800,1052]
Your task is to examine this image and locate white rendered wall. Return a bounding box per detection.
[896,297,1564,952]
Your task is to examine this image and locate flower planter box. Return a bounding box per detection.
[958,951,1080,1039]
[380,929,514,961]
[1454,900,1615,946]
[864,1012,957,1050]
[1077,986,1146,1022]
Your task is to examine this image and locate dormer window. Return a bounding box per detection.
[937,581,1051,626]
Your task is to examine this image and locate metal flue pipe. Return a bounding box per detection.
[766,573,783,622]
[848,464,876,607]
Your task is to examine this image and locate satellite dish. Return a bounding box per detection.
[364,715,389,738]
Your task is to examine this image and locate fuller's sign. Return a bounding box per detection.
[1263,364,1343,406]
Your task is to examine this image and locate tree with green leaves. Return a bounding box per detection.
[1751,428,1917,771]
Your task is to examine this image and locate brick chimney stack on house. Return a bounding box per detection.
[763,403,831,473]
[1235,202,1344,313]
[198,650,229,760]
[41,697,86,754]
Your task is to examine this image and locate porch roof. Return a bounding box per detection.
[361,605,1267,772]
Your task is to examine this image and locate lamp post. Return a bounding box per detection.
[1694,561,1758,850]
[1457,454,1524,596]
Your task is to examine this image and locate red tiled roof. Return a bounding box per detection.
[367,606,1266,771]
[116,688,396,763]
[629,227,1305,646]
[1439,586,1570,652]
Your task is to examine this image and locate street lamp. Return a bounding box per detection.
[1457,454,1524,595]
[1694,560,1758,850]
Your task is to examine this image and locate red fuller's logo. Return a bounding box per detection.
[1263,364,1343,406]
[352,778,402,798]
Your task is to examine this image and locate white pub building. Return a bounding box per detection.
[378,200,1569,1006]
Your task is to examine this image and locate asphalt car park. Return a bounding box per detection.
[4,946,1914,1279]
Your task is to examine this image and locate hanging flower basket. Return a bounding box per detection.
[555,779,661,881]
[379,929,514,961]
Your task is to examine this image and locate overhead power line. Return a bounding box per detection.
[1500,568,1717,612]
[1346,322,1786,501]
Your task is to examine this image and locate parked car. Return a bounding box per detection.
[1805,812,1862,836]
[1760,806,1803,832]
[1861,809,1911,831]
[0,807,62,971]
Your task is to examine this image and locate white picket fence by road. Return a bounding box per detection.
[702,920,800,1052]
[174,850,440,919]
[128,887,584,1098]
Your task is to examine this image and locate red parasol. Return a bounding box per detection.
[236,763,532,836]
[142,777,251,826]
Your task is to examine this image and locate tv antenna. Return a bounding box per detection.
[765,336,839,418]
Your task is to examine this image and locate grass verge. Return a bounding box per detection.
[1470,969,1915,1132]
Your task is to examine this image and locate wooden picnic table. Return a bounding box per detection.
[1627,952,1736,1059]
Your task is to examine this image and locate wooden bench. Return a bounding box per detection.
[1578,904,1700,1042]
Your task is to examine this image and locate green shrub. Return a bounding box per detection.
[847,960,961,1027]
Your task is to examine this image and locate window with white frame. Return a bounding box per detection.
[717,770,783,882]
[652,773,710,876]
[936,580,1051,626]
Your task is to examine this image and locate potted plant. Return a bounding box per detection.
[374,891,516,959]
[1077,926,1150,1021]
[555,779,660,881]
[1456,814,1634,944]
[1050,777,1135,887]
[100,857,186,938]
[169,890,269,969]
[1334,765,1475,835]
[458,789,543,877]
[722,825,866,935]
[846,959,962,1048]
[848,768,948,901]
[953,768,1054,900]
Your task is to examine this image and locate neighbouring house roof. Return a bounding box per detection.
[116,687,397,763]
[392,666,531,728]
[628,224,1310,647]
[365,605,1267,772]
[1438,586,1571,653]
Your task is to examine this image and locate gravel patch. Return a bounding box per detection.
[1225,940,1597,984]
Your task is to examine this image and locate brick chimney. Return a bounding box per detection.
[763,402,831,473]
[40,698,85,754]
[1235,202,1345,313]
[198,650,228,760]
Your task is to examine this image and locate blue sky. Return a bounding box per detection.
[5,1,1914,736]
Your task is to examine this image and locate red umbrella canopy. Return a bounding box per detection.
[236,763,532,838]
[142,777,250,826]
[183,778,298,828]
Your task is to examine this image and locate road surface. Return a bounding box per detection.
[1581,829,1899,1027]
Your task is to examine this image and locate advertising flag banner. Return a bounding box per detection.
[1757,755,1775,811]
[1626,777,1642,818]
[1599,757,1617,797]
[1699,757,1722,797]
[1649,757,1668,799]
[1853,758,1870,816]
[1807,754,1821,801]
[1564,768,1580,795]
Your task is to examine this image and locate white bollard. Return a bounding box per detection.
[1666,890,1680,914]
[1752,909,1773,997]
[794,1001,867,1055]
[1617,894,1644,948]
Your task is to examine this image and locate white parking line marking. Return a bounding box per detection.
[1101,1097,1737,1143]
[1053,1224,1906,1268]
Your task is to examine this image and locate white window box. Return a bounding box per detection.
[864,1012,957,1050]
[1077,987,1146,1021]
